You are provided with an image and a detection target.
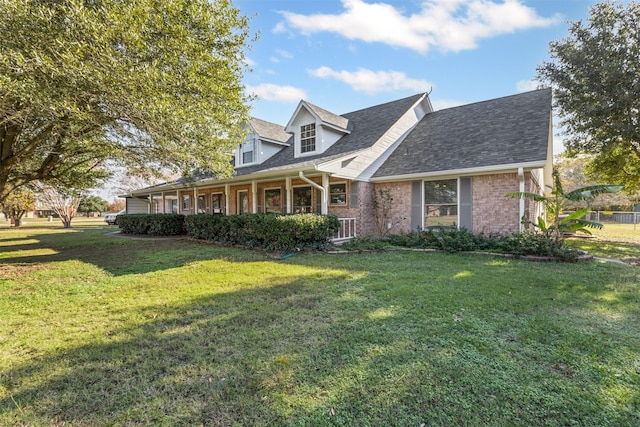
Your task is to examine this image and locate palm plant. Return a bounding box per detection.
[506,170,623,246]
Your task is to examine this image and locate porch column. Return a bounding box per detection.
[224,184,230,215]
[321,173,329,215]
[251,180,257,213]
[161,192,166,213]
[285,176,292,213]
[194,187,198,215]
[177,189,181,214]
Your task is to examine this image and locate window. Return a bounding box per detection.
[293,187,312,213]
[300,123,316,153]
[239,135,256,165]
[329,183,347,205]
[211,193,224,214]
[182,194,191,211]
[424,179,457,227]
[237,191,249,214]
[264,188,282,213]
[170,199,178,214]
[197,195,206,214]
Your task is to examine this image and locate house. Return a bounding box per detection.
[124,88,553,238]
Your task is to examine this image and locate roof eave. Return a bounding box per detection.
[370,160,548,182]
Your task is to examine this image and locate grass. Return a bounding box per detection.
[1,222,639,425]
[566,222,640,265]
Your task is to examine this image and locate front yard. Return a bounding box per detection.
[1,223,639,425]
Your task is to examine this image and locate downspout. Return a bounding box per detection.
[298,171,327,214]
[518,167,525,232]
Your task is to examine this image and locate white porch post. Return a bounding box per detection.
[251,180,257,213]
[224,184,230,215]
[285,176,292,213]
[177,189,181,214]
[518,167,525,232]
[194,187,197,215]
[321,173,329,215]
[161,192,166,213]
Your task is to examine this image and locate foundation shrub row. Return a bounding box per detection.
[118,213,340,252]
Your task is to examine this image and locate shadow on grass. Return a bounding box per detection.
[2,259,639,426]
[0,228,269,277]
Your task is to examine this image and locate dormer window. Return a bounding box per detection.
[239,135,257,166]
[300,123,316,153]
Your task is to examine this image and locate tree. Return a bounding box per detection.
[555,155,638,211]
[107,199,126,213]
[536,1,640,193]
[506,170,623,247]
[78,195,109,216]
[0,0,252,205]
[1,187,35,227]
[38,185,82,229]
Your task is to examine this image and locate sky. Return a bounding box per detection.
[100,0,607,200]
[236,0,604,155]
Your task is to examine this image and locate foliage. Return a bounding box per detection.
[2,227,639,425]
[555,154,638,210]
[371,188,405,238]
[186,213,341,252]
[0,187,35,226]
[339,236,389,251]
[0,0,252,205]
[37,184,82,228]
[506,169,622,246]
[118,214,186,236]
[537,0,640,193]
[107,199,126,213]
[384,228,582,260]
[78,195,109,215]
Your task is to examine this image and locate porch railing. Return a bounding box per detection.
[333,217,357,242]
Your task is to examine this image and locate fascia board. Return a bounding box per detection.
[370,161,548,182]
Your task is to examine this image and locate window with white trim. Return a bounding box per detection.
[239,135,256,165]
[211,193,224,214]
[300,123,316,153]
[293,186,312,213]
[329,183,347,205]
[424,179,457,227]
[264,188,282,213]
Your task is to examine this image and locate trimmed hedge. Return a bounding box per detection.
[185,213,340,252]
[118,214,186,236]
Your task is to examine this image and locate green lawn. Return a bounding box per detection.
[1,224,639,426]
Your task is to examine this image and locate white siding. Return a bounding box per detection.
[126,198,149,214]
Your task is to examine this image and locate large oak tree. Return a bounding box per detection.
[0,0,252,204]
[537,0,640,193]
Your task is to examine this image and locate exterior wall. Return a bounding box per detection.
[126,197,149,214]
[362,181,413,237]
[472,173,522,235]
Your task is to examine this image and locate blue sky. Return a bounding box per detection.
[236,0,603,155]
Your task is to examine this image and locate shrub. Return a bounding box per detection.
[185,213,340,252]
[118,214,185,236]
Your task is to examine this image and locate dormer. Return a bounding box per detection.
[285,101,351,158]
[235,117,290,168]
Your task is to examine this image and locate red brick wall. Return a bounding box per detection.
[361,181,413,237]
[472,172,542,235]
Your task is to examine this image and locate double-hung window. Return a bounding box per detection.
[300,123,316,153]
[240,136,256,165]
[329,183,347,205]
[424,179,458,227]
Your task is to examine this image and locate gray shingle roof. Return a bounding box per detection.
[305,101,350,130]
[372,88,552,178]
[234,93,426,177]
[249,117,291,144]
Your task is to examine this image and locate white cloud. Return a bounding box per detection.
[515,79,540,92]
[308,66,433,94]
[245,83,307,103]
[279,0,558,54]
